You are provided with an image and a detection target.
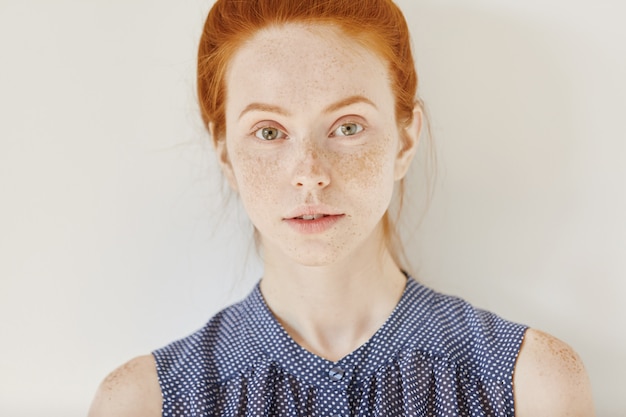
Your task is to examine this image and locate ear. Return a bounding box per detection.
[210,123,238,191]
[394,105,422,181]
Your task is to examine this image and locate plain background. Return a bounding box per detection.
[1,0,624,415]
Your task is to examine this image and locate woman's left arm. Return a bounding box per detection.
[513,328,595,417]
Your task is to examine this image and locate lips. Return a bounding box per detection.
[284,205,343,221]
[283,206,345,234]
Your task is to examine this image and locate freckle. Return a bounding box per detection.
[538,332,585,379]
[102,360,138,392]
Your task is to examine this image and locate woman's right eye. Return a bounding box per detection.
[254,127,285,141]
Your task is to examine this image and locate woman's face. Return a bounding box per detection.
[217,24,419,267]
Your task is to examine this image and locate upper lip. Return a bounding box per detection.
[283,205,344,220]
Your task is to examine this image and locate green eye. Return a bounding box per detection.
[334,122,363,137]
[255,127,284,141]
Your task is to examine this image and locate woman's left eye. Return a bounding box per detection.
[254,126,285,141]
[333,122,364,137]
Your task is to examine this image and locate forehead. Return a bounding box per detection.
[225,23,393,116]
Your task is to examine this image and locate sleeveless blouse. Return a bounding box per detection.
[153,277,527,416]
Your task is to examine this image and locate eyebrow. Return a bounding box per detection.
[323,95,377,114]
[238,103,290,120]
[238,95,377,120]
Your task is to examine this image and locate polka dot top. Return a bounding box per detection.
[153,276,527,416]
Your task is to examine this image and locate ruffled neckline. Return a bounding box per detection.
[241,276,442,389]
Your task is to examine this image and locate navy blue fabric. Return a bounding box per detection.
[153,277,527,416]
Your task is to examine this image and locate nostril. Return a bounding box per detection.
[291,165,330,189]
[295,181,326,187]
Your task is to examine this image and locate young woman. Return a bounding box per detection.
[89,1,594,416]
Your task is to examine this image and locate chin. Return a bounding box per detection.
[285,250,341,268]
[262,228,381,269]
[265,239,350,268]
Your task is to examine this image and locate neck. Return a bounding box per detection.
[260,246,406,362]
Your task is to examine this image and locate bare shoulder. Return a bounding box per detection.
[513,328,595,417]
[88,354,162,417]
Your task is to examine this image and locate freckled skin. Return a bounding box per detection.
[220,24,404,266]
[87,355,161,417]
[514,329,595,416]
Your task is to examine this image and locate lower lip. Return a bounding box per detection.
[283,215,344,234]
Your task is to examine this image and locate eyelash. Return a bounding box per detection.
[251,120,365,141]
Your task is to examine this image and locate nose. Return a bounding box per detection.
[290,144,331,190]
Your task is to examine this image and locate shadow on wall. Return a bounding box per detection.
[397,4,620,416]
[403,4,576,291]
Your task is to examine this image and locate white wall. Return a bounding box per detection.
[0,1,623,415]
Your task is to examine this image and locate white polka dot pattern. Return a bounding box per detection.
[153,277,527,416]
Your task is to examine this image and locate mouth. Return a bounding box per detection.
[293,214,329,221]
[283,212,344,234]
[284,205,344,221]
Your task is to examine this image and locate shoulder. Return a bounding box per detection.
[152,297,263,394]
[88,355,162,417]
[514,328,595,417]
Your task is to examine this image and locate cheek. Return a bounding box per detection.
[334,135,397,220]
[230,147,283,207]
[335,135,396,188]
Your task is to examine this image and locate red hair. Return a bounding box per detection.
[197,0,421,268]
[198,0,418,141]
